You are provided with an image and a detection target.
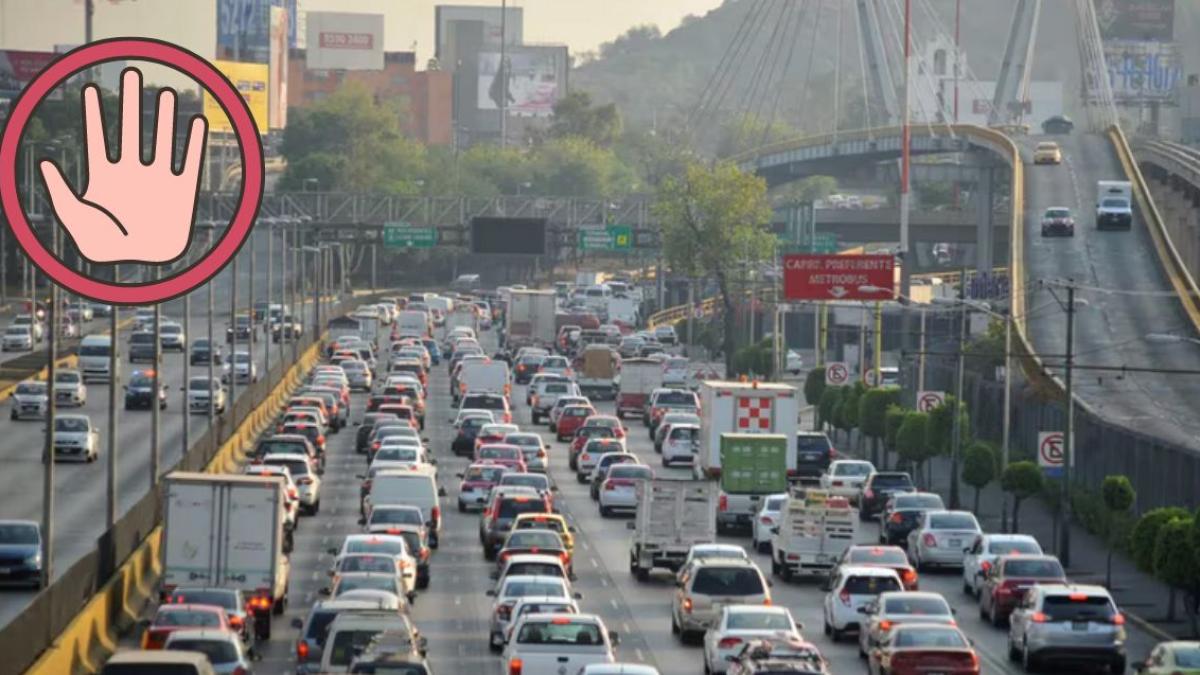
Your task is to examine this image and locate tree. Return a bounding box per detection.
[925,395,969,458]
[771,175,838,207]
[1101,476,1136,589]
[1153,517,1198,629]
[1132,507,1191,573]
[884,405,908,462]
[896,412,931,482]
[836,383,865,446]
[819,387,843,437]
[804,367,826,407]
[655,161,775,375]
[715,113,797,158]
[532,137,635,197]
[859,387,901,466]
[549,90,623,147]
[1000,461,1044,532]
[962,442,998,516]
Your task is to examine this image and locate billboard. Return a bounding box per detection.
[1094,0,1175,41]
[268,5,289,129]
[782,254,895,301]
[1104,40,1183,102]
[217,0,297,63]
[435,5,523,59]
[0,50,56,94]
[471,217,546,255]
[477,47,566,116]
[204,60,269,134]
[305,11,385,71]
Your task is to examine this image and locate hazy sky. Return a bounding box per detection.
[0,0,727,64]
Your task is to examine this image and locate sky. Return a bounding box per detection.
[0,0,727,65]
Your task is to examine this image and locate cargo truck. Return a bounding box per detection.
[578,344,620,400]
[396,310,431,339]
[1096,180,1133,229]
[506,289,558,350]
[160,472,291,640]
[769,488,858,581]
[627,479,717,581]
[713,433,790,533]
[697,381,799,481]
[616,358,663,419]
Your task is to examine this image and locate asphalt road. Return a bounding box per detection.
[1020,131,1200,450]
[218,325,1161,675]
[0,228,319,628]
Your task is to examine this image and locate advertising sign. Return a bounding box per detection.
[305,11,385,71]
[435,5,523,57]
[268,5,289,129]
[477,48,564,117]
[782,254,895,301]
[204,60,269,134]
[1104,40,1183,102]
[217,0,296,62]
[0,50,56,94]
[1094,0,1174,41]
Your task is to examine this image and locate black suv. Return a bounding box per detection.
[124,370,167,410]
[189,338,223,366]
[128,331,157,363]
[859,471,916,519]
[794,432,835,481]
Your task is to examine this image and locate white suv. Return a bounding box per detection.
[671,558,771,642]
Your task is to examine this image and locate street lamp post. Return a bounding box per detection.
[1060,283,1076,567]
[151,268,162,487]
[228,256,238,417]
[41,228,59,593]
[106,266,119,529]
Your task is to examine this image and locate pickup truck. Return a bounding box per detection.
[502,613,618,675]
[628,479,716,580]
[769,488,857,581]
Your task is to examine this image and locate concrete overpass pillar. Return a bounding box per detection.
[975,167,995,274]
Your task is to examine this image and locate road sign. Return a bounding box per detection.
[825,362,850,386]
[863,369,879,387]
[578,224,633,252]
[782,254,895,301]
[1037,431,1073,475]
[916,390,946,412]
[383,222,437,249]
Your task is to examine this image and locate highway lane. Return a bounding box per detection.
[0,228,316,627]
[1020,131,1200,450]
[233,325,1162,674]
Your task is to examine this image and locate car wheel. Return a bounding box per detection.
[9,411,16,421]
[990,602,1005,628]
[600,506,611,517]
[1008,636,1020,662]
[1022,641,1038,673]
[757,539,771,555]
[963,579,973,595]
[457,501,466,513]
[671,613,680,636]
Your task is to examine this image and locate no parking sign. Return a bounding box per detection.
[916,390,946,412]
[1038,431,1073,475]
[825,362,850,386]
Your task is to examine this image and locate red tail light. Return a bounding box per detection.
[864,489,875,499]
[497,603,513,620]
[980,561,992,574]
[832,480,844,487]
[431,506,441,522]
[509,658,523,675]
[923,533,938,547]
[232,667,247,675]
[419,547,430,560]
[297,641,309,661]
[900,568,917,585]
[604,480,617,491]
[760,516,773,525]
[1112,614,1125,625]
[1030,612,1048,623]
[839,589,851,606]
[718,494,728,512]
[297,477,313,485]
[878,620,893,632]
[890,513,904,523]
[682,597,693,614]
[228,615,243,628]
[718,637,744,649]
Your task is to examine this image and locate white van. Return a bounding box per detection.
[366,466,445,548]
[79,334,116,382]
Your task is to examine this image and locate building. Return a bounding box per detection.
[287,49,453,145]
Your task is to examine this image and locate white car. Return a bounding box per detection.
[857,590,956,656]
[487,575,582,652]
[341,360,373,390]
[785,350,804,375]
[502,613,617,675]
[243,463,299,531]
[262,453,321,514]
[961,533,1043,597]
[750,493,789,553]
[52,369,87,407]
[822,565,903,641]
[330,549,416,603]
[819,459,876,503]
[597,463,653,517]
[222,351,258,383]
[159,321,186,351]
[10,380,47,420]
[703,605,803,674]
[676,543,752,582]
[12,315,43,342]
[2,325,33,351]
[661,423,699,467]
[187,376,227,414]
[905,510,982,570]
[501,596,579,645]
[53,413,100,462]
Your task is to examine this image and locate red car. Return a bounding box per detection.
[141,604,231,649]
[832,545,920,591]
[475,444,527,472]
[583,415,625,440]
[570,425,618,457]
[978,554,1066,625]
[867,624,979,675]
[474,424,520,452]
[555,405,596,442]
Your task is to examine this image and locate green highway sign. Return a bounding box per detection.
[812,232,838,253]
[578,224,633,252]
[383,222,437,249]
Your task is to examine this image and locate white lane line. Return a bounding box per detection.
[623,622,631,633]
[635,648,645,661]
[455,595,462,606]
[600,578,608,587]
[610,598,619,609]
[590,558,599,568]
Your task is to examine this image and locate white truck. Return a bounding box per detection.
[396,310,430,338]
[456,359,510,405]
[605,296,639,326]
[161,472,290,639]
[578,344,620,400]
[696,381,800,531]
[769,488,858,581]
[506,289,557,349]
[1096,180,1133,229]
[627,479,717,581]
[444,307,479,337]
[615,358,663,419]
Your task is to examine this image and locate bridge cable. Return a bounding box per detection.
[735,0,789,138]
[685,0,758,131]
[687,0,774,140]
[759,0,812,148]
[694,0,775,142]
[742,0,797,144]
[852,0,874,133]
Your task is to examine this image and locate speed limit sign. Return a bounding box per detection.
[825,362,850,386]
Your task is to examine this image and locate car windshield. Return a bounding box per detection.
[871,474,913,487]
[1102,198,1129,209]
[893,627,967,648]
[499,498,547,519]
[165,639,238,664]
[835,463,873,476]
[517,620,602,645]
[328,630,386,667]
[848,548,909,566]
[339,556,397,574]
[928,514,977,530]
[504,580,566,598]
[465,466,506,482]
[79,343,108,356]
[346,539,405,557]
[670,427,698,440]
[692,567,764,595]
[844,575,902,595]
[130,375,155,388]
[6,327,28,336]
[884,596,950,615]
[55,418,88,432]
[727,611,792,630]
[154,609,221,627]
[1003,559,1064,578]
[335,576,398,595]
[1173,647,1200,667]
[656,391,695,405]
[564,407,592,418]
[664,414,700,425]
[507,531,562,549]
[375,447,419,463]
[130,333,154,344]
[1046,209,1071,218]
[988,539,1042,555]
[162,325,181,335]
[0,523,38,544]
[15,383,45,395]
[54,372,79,384]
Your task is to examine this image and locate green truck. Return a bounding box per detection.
[716,434,789,532]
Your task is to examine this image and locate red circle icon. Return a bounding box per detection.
[918,392,944,412]
[827,363,848,384]
[0,38,263,305]
[1040,433,1064,465]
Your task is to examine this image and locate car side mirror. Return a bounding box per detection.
[485,589,495,596]
[290,617,303,629]
[573,592,584,600]
[318,587,331,596]
[327,547,338,555]
[608,630,620,646]
[438,486,447,497]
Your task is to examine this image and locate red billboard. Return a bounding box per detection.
[0,50,56,93]
[782,254,895,301]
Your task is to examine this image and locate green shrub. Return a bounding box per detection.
[1132,507,1192,573]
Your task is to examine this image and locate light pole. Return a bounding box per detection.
[151,267,162,486]
[207,230,216,439]
[106,267,118,529]
[41,226,59,593]
[228,255,238,417]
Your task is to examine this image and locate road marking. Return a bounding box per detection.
[600,577,608,587]
[635,648,645,661]
[623,622,631,633]
[590,558,598,568]
[455,595,462,606]
[610,598,619,609]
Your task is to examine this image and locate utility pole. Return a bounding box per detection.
[949,270,967,509]
[872,301,882,387]
[182,282,190,457]
[106,265,118,529]
[1060,282,1076,567]
[248,228,256,384]
[917,305,927,392]
[207,230,216,434]
[1000,305,1013,531]
[899,0,913,300]
[151,268,161,486]
[265,225,272,380]
[229,257,237,415]
[41,228,59,595]
[499,0,508,148]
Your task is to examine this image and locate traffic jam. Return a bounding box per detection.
[115,279,1166,675]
